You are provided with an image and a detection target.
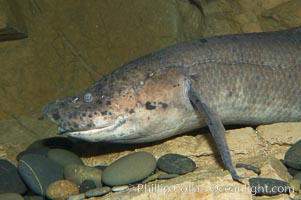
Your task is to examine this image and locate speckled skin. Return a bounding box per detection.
[43,27,301,180]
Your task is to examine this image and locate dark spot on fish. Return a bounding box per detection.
[145,101,156,110]
[129,109,135,114]
[88,114,92,118]
[94,112,98,115]
[147,117,150,120]
[226,90,233,97]
[82,113,86,117]
[106,101,111,105]
[96,99,103,104]
[129,96,132,98]
[199,39,208,43]
[87,124,92,128]
[108,112,112,115]
[173,84,177,87]
[52,112,61,120]
[159,102,168,109]
[101,111,108,116]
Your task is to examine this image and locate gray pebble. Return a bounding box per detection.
[284,139,301,170]
[157,153,196,174]
[67,193,85,200]
[24,195,45,200]
[85,186,111,198]
[64,164,102,187]
[249,178,291,195]
[102,152,156,186]
[294,172,301,181]
[18,154,64,196]
[79,180,97,193]
[235,163,261,174]
[0,193,23,200]
[48,148,83,167]
[112,185,129,192]
[17,147,49,161]
[157,174,179,180]
[142,171,167,183]
[287,167,300,176]
[0,159,27,194]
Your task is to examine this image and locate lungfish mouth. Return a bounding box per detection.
[57,115,127,138]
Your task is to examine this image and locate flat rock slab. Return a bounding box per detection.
[0,0,27,41]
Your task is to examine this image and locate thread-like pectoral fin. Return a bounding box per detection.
[188,87,241,182]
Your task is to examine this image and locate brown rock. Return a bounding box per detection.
[259,157,292,182]
[257,122,301,146]
[46,180,79,200]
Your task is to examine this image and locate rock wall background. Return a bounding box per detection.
[0,0,300,145]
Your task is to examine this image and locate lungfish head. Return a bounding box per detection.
[43,63,200,143]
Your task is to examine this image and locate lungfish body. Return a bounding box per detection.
[43,27,301,181]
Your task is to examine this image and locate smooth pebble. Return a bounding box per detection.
[142,171,167,183]
[18,154,64,196]
[24,195,45,200]
[235,163,261,174]
[67,193,86,200]
[249,178,290,195]
[102,151,156,186]
[157,153,196,174]
[17,147,49,161]
[0,193,23,200]
[157,173,179,180]
[0,159,27,194]
[64,164,102,186]
[48,148,83,167]
[46,180,79,199]
[79,179,97,193]
[85,186,111,198]
[112,185,129,192]
[284,139,301,170]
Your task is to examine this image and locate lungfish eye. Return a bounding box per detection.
[84,92,93,103]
